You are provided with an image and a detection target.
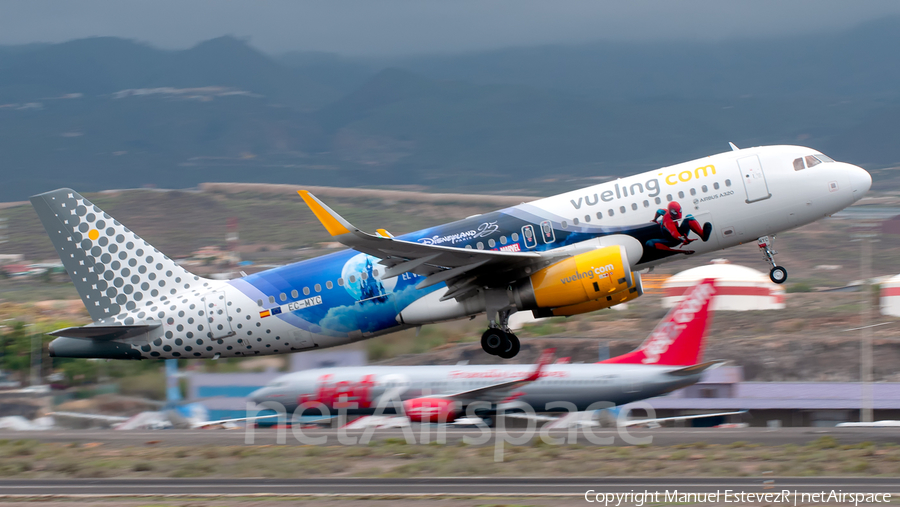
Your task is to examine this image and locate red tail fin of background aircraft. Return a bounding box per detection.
[600,278,716,366]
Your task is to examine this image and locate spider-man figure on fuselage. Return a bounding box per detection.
[646,201,713,255]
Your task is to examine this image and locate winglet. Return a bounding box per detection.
[297,190,353,236]
[525,348,556,381]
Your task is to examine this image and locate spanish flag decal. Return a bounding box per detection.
[259,310,271,318]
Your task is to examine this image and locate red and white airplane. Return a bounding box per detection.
[250,279,733,427]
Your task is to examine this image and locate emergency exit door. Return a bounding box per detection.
[201,291,234,339]
[737,155,772,203]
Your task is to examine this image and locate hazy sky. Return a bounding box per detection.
[2,1,899,56]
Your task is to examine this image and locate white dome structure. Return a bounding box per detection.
[662,260,785,311]
[880,274,900,317]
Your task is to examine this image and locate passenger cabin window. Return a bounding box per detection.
[511,232,519,242]
[631,203,638,211]
[701,185,708,193]
[666,194,673,201]
[690,188,696,196]
[280,293,287,302]
[643,200,650,207]
[500,236,507,245]
[655,197,662,205]
[488,239,496,247]
[314,284,321,292]
[268,296,275,304]
[303,287,310,295]
[561,221,568,229]
[678,191,685,199]
[713,182,720,190]
[725,179,732,187]
[291,290,298,298]
[584,214,591,222]
[326,281,333,289]
[596,211,603,219]
[572,218,579,225]
[619,206,626,214]
[608,209,615,216]
[338,278,344,286]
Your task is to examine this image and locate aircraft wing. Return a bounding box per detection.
[620,410,748,428]
[439,349,555,404]
[190,413,301,429]
[298,191,542,300]
[48,411,130,423]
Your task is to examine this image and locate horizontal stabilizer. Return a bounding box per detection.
[49,324,159,341]
[664,360,726,377]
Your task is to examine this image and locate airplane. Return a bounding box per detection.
[32,145,870,360]
[248,279,738,427]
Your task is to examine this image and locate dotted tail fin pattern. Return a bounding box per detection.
[30,189,207,323]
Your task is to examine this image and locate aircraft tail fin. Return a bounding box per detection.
[30,188,207,323]
[600,278,716,366]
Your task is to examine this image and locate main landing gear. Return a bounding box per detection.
[481,328,520,359]
[480,302,520,359]
[758,235,788,284]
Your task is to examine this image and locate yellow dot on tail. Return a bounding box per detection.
[88,229,99,240]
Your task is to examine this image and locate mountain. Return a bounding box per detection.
[396,17,900,101]
[1,20,899,202]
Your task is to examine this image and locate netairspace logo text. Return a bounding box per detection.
[584,489,893,506]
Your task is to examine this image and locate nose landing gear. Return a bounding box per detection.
[758,235,788,284]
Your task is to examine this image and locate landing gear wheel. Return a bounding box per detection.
[497,332,520,359]
[769,266,788,284]
[481,328,508,355]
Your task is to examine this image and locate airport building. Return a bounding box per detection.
[642,366,900,427]
[880,273,900,317]
[662,260,785,311]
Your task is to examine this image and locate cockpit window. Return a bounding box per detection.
[794,154,835,171]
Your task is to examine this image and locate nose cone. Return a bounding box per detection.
[849,165,872,197]
[248,387,267,404]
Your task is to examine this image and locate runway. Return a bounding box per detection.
[4,427,900,447]
[0,477,898,497]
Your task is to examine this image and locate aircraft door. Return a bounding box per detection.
[737,155,772,203]
[522,225,537,249]
[539,220,555,243]
[201,291,234,339]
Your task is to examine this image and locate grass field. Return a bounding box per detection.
[0,436,896,479]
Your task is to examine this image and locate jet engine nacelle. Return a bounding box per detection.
[533,272,643,318]
[512,245,634,310]
[403,397,458,423]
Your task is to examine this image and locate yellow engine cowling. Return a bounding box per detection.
[512,245,635,311]
[534,272,643,317]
